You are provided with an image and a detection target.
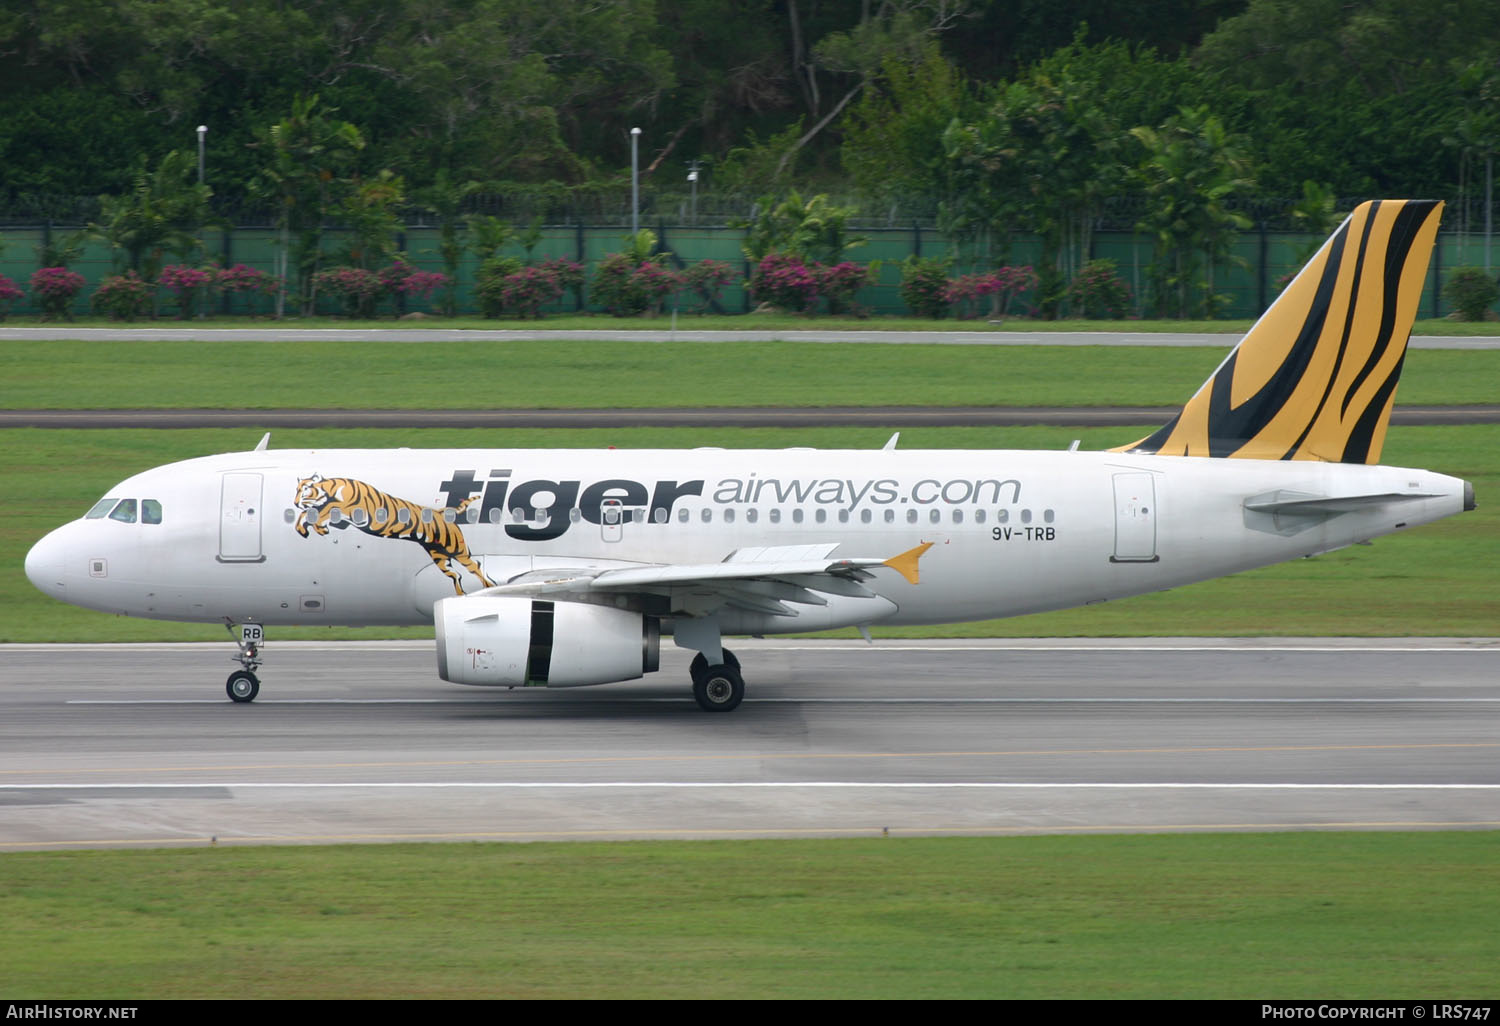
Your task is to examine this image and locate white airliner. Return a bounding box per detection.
[24,200,1474,711]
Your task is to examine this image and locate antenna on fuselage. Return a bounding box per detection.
[254,432,271,452]
[882,432,899,451]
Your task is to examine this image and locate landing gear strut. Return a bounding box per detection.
[690,649,743,712]
[225,622,263,703]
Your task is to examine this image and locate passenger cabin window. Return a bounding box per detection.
[86,498,117,519]
[108,499,137,523]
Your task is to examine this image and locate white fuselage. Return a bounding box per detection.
[25,446,1470,634]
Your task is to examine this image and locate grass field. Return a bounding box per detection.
[5,339,1500,409]
[6,311,1500,335]
[2,834,1497,998]
[4,423,1496,642]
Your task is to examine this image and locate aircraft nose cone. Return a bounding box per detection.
[25,528,68,598]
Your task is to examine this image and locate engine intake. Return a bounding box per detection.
[435,596,658,687]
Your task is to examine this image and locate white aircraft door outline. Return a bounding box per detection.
[1110,472,1158,563]
[218,472,265,562]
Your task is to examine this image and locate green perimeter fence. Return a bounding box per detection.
[3,221,1497,321]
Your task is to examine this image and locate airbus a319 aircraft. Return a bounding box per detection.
[25,200,1475,711]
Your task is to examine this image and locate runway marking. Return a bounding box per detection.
[3,741,1496,777]
[61,696,1500,706]
[5,820,1500,850]
[5,781,1500,790]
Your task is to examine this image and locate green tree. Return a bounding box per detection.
[841,45,975,212]
[1130,106,1254,318]
[249,95,365,315]
[417,170,484,317]
[87,150,212,283]
[940,36,1208,311]
[739,191,864,265]
[336,170,406,271]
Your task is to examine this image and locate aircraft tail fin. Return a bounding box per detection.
[1117,199,1443,464]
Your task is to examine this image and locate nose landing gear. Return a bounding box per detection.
[225,622,264,703]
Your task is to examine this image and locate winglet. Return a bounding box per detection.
[883,541,934,585]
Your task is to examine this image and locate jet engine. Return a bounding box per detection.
[435,596,659,687]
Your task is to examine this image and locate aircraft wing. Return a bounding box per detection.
[473,541,933,617]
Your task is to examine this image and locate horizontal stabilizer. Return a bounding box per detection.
[1244,490,1442,516]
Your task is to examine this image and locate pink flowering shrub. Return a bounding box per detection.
[537,257,584,296]
[944,265,1041,319]
[474,257,580,318]
[497,265,564,318]
[591,253,680,316]
[30,267,86,321]
[313,266,383,317]
[92,272,153,321]
[1063,259,1128,319]
[0,274,23,320]
[215,264,282,316]
[898,256,952,319]
[399,270,451,303]
[159,264,216,319]
[376,260,452,312]
[679,259,736,312]
[815,261,873,315]
[747,253,819,313]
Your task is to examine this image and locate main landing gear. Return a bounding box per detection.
[689,649,743,713]
[225,622,263,703]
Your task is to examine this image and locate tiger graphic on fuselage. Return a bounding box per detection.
[292,474,495,595]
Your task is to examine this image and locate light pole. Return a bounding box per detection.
[630,127,641,237]
[687,164,699,223]
[196,125,208,318]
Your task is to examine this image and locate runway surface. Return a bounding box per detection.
[2,638,1498,851]
[1,326,1493,347]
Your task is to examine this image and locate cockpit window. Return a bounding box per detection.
[85,498,117,519]
[108,499,138,523]
[142,499,163,525]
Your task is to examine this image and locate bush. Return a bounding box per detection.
[312,266,383,317]
[475,257,523,318]
[476,257,578,318]
[747,253,819,313]
[946,266,1042,320]
[91,272,153,321]
[398,270,451,307]
[375,260,451,313]
[591,253,679,317]
[679,259,737,312]
[159,264,215,319]
[1066,259,1131,319]
[216,264,281,316]
[497,265,564,319]
[30,267,86,321]
[1443,267,1499,321]
[899,255,952,319]
[816,261,873,316]
[0,274,22,320]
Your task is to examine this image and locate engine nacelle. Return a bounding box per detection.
[435,596,659,687]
